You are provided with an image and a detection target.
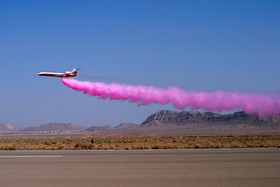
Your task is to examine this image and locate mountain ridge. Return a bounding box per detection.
[140,110,280,127]
[22,123,86,132]
[1,110,280,134]
[0,122,20,132]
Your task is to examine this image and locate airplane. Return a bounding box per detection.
[38,68,81,77]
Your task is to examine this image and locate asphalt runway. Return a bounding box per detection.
[0,149,279,187]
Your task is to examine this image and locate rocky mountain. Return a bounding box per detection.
[141,110,280,127]
[3,110,280,135]
[115,123,139,129]
[22,123,86,132]
[0,122,20,132]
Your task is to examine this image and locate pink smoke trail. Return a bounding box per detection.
[62,78,280,118]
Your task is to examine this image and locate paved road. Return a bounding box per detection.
[0,149,279,187]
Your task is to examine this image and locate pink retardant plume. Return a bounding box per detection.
[61,78,280,118]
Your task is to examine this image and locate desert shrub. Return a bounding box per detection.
[74,143,81,149]
[162,145,172,149]
[152,145,160,149]
[0,145,16,150]
[43,141,51,145]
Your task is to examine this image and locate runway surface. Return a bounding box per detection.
[0,149,279,187]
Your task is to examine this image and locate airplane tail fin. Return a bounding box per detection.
[72,68,81,73]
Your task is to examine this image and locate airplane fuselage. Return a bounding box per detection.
[38,68,80,78]
[38,72,77,77]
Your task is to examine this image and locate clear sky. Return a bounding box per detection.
[1,0,280,128]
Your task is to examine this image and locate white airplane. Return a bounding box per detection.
[38,68,81,77]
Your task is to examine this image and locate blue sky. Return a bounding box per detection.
[1,0,280,128]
